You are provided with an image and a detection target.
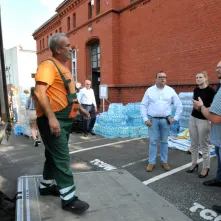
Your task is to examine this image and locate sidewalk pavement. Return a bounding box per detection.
[0,133,45,197]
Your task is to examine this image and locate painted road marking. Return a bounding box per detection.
[69,138,143,154]
[142,155,216,185]
[70,137,108,145]
[90,159,117,171]
[121,159,147,168]
[190,202,221,221]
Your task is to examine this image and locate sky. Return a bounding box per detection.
[0,0,64,50]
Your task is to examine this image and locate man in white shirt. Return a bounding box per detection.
[140,71,183,172]
[78,79,97,136]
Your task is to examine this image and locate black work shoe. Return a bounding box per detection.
[62,196,90,214]
[203,178,221,187]
[90,131,96,136]
[39,184,60,197]
[213,205,221,213]
[34,139,38,147]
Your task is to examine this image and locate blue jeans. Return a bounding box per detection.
[215,146,221,180]
[82,104,96,132]
[148,118,170,164]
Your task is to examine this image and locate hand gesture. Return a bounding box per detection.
[193,97,204,110]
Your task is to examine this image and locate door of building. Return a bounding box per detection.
[91,43,100,107]
[92,71,100,107]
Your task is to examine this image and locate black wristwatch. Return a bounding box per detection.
[198,105,204,112]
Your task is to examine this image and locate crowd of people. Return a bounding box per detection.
[140,64,221,213]
[6,32,220,215]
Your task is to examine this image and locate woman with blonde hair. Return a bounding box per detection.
[26,87,41,147]
[187,71,215,177]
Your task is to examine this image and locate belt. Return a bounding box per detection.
[150,116,169,119]
[82,104,92,106]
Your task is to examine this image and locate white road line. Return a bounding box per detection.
[142,155,216,185]
[69,138,144,154]
[121,159,147,168]
[70,137,108,145]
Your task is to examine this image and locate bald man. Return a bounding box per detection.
[78,80,97,136]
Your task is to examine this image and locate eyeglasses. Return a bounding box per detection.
[157,76,167,79]
[215,66,221,72]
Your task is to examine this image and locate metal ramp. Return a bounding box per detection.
[16,170,193,221]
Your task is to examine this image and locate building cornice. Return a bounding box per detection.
[33,0,149,41]
[66,9,119,37]
[56,0,83,15]
[32,14,58,37]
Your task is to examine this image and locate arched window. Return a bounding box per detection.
[91,44,100,69]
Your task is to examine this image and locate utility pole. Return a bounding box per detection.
[0,5,10,121]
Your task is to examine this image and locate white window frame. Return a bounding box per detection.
[72,49,77,82]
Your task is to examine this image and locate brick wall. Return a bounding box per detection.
[33,0,221,105]
[119,0,221,86]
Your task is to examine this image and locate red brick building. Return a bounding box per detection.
[33,0,221,107]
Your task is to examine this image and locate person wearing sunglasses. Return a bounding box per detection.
[141,71,183,172]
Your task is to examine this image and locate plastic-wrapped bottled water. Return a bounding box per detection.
[139,126,148,137]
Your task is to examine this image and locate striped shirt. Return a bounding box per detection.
[209,88,221,147]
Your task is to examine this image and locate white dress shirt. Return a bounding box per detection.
[78,87,97,107]
[140,85,183,122]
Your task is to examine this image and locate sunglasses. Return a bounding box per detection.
[157,76,167,79]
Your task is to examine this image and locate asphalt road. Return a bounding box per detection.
[1,132,221,221]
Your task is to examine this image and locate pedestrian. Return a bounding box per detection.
[193,61,221,213]
[34,33,90,213]
[78,79,97,136]
[25,87,41,147]
[11,91,18,123]
[75,82,82,93]
[186,71,215,177]
[140,71,183,172]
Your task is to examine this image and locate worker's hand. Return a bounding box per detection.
[48,116,60,137]
[145,120,152,127]
[79,106,91,120]
[193,97,204,110]
[168,117,176,124]
[95,107,98,113]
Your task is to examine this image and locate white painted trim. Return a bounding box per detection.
[142,155,216,185]
[121,159,147,168]
[21,178,24,221]
[34,177,42,220]
[25,178,31,221]
[70,137,108,145]
[69,138,143,154]
[16,177,23,221]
